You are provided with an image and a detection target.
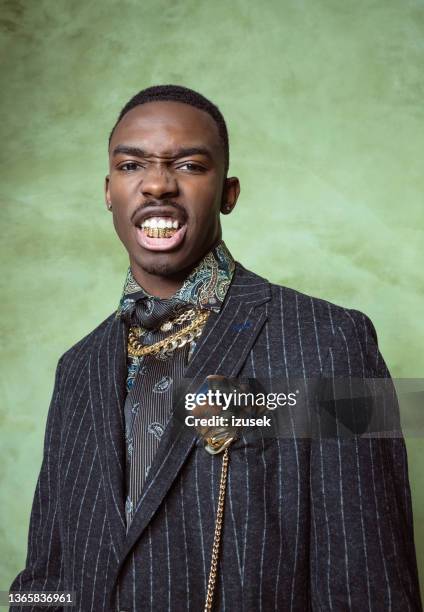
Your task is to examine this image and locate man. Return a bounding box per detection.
[10,85,422,611]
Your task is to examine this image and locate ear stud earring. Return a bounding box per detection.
[107,204,112,210]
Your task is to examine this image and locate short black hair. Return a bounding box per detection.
[109,84,229,175]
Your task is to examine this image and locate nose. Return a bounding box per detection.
[140,164,178,200]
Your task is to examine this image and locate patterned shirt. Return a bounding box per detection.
[116,240,235,527]
[117,240,235,390]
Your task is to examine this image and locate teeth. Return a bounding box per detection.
[140,217,181,230]
[144,227,178,238]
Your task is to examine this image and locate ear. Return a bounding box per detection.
[220,177,240,215]
[105,175,112,211]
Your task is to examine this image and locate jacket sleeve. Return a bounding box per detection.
[310,310,422,611]
[9,357,65,612]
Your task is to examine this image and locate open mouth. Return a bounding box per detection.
[134,214,187,251]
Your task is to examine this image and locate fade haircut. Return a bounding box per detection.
[109,84,229,175]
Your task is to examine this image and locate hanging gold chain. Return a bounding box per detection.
[204,447,230,611]
[128,310,210,357]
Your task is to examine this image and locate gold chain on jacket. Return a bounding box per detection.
[204,447,231,611]
[127,309,210,357]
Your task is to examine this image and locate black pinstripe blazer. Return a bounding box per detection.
[10,262,422,612]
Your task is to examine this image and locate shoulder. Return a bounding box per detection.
[234,261,384,378]
[235,260,377,342]
[269,281,377,345]
[57,311,117,371]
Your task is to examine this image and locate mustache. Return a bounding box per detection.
[131,200,187,223]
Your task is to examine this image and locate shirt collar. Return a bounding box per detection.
[116,240,235,317]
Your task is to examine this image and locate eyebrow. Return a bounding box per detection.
[111,144,213,160]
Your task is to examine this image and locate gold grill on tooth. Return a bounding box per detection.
[143,227,177,238]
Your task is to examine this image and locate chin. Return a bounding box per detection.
[139,260,182,277]
[133,249,189,277]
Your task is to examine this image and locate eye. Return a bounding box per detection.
[118,161,142,172]
[177,162,206,172]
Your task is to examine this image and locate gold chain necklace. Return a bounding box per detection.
[159,307,197,331]
[128,310,210,357]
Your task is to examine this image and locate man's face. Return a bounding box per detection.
[105,101,239,280]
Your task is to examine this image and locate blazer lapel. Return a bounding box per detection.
[184,264,271,378]
[118,263,271,566]
[88,314,128,558]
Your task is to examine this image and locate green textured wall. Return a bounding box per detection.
[1,0,423,598]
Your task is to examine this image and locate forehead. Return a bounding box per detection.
[110,100,222,156]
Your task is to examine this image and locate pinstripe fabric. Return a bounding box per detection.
[10,261,422,611]
[124,340,191,527]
